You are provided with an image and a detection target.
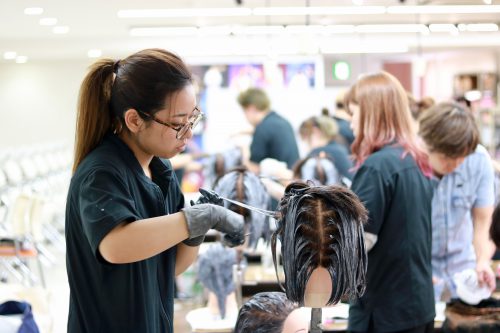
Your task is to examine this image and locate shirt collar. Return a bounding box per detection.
[105,132,173,184]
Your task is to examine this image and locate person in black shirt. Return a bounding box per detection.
[332,91,355,151]
[66,49,245,333]
[237,88,299,173]
[346,72,435,333]
[299,115,353,181]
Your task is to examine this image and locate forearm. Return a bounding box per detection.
[99,212,189,264]
[473,223,496,264]
[245,160,260,174]
[364,232,378,252]
[260,178,286,201]
[175,243,200,276]
[473,208,496,264]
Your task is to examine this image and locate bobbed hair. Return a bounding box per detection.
[272,181,368,306]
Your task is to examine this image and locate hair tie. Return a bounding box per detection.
[113,59,121,74]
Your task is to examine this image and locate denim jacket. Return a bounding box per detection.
[431,145,494,298]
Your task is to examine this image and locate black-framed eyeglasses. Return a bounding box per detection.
[137,107,203,140]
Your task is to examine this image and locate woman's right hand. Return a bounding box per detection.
[182,204,245,247]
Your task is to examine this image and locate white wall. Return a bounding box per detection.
[0,60,90,149]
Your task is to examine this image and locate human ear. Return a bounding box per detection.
[123,109,145,134]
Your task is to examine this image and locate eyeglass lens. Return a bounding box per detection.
[177,112,203,139]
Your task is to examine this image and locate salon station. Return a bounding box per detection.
[1,1,500,333]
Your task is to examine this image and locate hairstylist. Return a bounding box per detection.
[65,48,244,333]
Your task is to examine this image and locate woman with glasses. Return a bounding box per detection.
[65,48,245,333]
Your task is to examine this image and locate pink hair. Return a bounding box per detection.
[348,71,432,177]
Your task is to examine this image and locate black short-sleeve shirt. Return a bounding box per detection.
[65,133,184,333]
[250,111,299,169]
[333,116,355,147]
[308,140,354,180]
[348,145,435,332]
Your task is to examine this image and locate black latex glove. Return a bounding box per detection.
[189,188,224,206]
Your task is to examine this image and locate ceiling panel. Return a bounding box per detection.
[0,0,498,61]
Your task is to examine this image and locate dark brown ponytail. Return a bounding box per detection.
[73,59,114,173]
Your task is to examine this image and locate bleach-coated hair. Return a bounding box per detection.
[293,155,340,186]
[272,181,368,306]
[197,243,237,319]
[234,292,297,333]
[202,147,242,189]
[213,166,271,249]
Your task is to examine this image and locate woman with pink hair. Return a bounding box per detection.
[346,72,435,333]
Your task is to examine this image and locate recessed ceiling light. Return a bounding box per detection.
[40,18,58,26]
[429,24,458,33]
[15,56,28,64]
[356,24,429,33]
[118,8,251,18]
[466,23,498,32]
[130,27,198,36]
[387,5,500,14]
[321,44,408,54]
[87,49,102,58]
[253,6,385,15]
[53,26,69,34]
[24,7,43,15]
[3,51,17,60]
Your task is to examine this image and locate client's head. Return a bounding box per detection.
[234,292,307,333]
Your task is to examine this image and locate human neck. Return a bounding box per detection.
[119,132,154,178]
[254,110,269,125]
[311,137,329,149]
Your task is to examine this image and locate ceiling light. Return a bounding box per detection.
[466,23,498,32]
[118,8,251,18]
[39,18,58,26]
[324,25,356,33]
[3,51,17,60]
[284,25,357,34]
[15,56,28,64]
[429,24,458,33]
[285,25,325,34]
[253,6,385,16]
[321,44,408,54]
[352,0,364,5]
[52,26,69,34]
[198,26,233,36]
[387,5,500,14]
[233,25,285,35]
[356,24,429,33]
[87,49,102,58]
[24,7,43,15]
[130,27,198,36]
